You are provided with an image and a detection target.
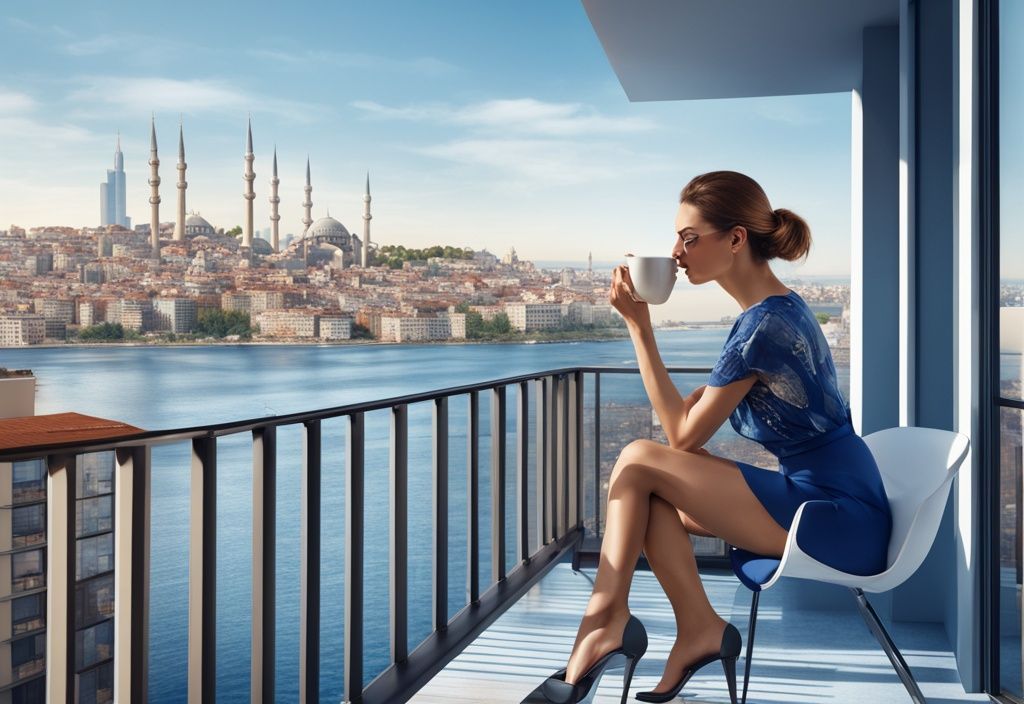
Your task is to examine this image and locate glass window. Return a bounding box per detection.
[76,496,113,538]
[75,619,113,671]
[76,534,113,581]
[11,550,44,592]
[10,633,45,680]
[11,504,45,548]
[11,676,46,704]
[77,660,113,704]
[11,460,45,504]
[75,574,114,629]
[999,0,1024,698]
[78,452,114,498]
[11,593,44,635]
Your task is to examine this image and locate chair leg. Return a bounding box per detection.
[851,588,926,704]
[742,590,759,704]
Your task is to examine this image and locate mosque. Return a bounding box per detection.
[137,117,374,268]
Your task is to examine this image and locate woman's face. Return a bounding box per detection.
[671,201,736,285]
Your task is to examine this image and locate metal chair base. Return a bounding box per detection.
[739,587,927,704]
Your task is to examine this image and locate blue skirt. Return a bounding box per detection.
[730,422,893,591]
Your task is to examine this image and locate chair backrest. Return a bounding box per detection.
[861,426,970,581]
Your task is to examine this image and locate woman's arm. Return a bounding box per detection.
[611,264,754,451]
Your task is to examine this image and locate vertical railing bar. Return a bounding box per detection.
[561,373,570,537]
[546,376,556,543]
[554,375,565,539]
[570,371,583,529]
[391,404,409,664]
[491,386,507,583]
[189,436,217,703]
[535,378,546,551]
[433,397,449,631]
[344,412,365,703]
[301,420,322,703]
[517,381,530,564]
[115,445,151,703]
[252,427,276,704]
[594,372,602,540]
[45,453,76,704]
[467,390,480,604]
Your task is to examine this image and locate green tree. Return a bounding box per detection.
[195,309,253,338]
[78,322,125,341]
[815,312,831,324]
[226,225,242,237]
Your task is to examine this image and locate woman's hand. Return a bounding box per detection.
[610,262,651,330]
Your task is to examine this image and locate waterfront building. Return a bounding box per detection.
[253,309,319,338]
[318,316,352,340]
[503,302,564,331]
[153,298,197,334]
[118,300,153,333]
[99,135,129,229]
[0,317,44,346]
[447,312,467,339]
[380,315,451,342]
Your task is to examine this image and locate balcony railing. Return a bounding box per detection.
[0,365,716,703]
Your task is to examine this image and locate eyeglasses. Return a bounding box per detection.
[678,226,733,253]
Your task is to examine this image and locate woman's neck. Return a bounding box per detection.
[717,265,791,312]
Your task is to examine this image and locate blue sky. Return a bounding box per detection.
[0,1,859,276]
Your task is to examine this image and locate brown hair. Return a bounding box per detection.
[679,170,812,262]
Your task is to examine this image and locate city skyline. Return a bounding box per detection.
[1,1,857,278]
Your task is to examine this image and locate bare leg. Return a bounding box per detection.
[643,495,729,693]
[563,440,786,685]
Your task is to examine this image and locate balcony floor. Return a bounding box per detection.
[412,561,989,703]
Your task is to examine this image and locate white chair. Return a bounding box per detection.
[730,426,971,704]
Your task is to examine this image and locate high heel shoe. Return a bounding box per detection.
[520,613,648,704]
[634,622,742,703]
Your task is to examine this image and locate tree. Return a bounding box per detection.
[195,309,252,338]
[815,312,831,325]
[226,225,243,237]
[78,322,125,341]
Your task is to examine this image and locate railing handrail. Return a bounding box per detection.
[0,365,713,461]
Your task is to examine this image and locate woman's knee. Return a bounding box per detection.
[609,439,658,489]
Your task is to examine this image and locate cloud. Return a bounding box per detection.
[0,89,35,114]
[415,138,671,187]
[247,49,458,77]
[65,76,328,123]
[352,98,657,136]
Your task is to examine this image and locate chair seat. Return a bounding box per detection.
[729,547,780,592]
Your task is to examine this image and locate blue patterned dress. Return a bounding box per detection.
[707,290,892,589]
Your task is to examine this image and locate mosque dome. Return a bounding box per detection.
[305,216,351,243]
[251,237,274,255]
[185,213,216,237]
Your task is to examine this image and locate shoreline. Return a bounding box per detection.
[3,332,636,350]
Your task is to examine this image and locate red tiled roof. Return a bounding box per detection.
[0,412,144,453]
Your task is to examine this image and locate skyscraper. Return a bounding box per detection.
[99,134,129,228]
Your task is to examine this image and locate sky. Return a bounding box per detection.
[1,1,859,281]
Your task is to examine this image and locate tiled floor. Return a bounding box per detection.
[411,560,990,703]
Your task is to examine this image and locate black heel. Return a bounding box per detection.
[620,655,640,704]
[520,614,648,704]
[722,656,739,704]
[634,622,743,703]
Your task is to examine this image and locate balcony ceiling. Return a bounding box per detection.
[582,0,899,101]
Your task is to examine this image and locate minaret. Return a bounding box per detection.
[361,172,372,268]
[242,118,255,250]
[301,157,313,262]
[174,120,187,241]
[269,147,281,252]
[588,251,592,275]
[148,117,161,261]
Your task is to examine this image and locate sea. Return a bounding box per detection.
[1,333,1016,702]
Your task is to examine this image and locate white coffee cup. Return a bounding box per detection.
[625,255,677,304]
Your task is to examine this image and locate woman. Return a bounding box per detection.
[521,171,893,704]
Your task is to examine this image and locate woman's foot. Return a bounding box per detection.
[563,607,632,685]
[649,615,729,694]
